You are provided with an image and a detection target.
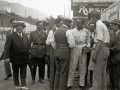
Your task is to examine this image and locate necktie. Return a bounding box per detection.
[19,33,23,41]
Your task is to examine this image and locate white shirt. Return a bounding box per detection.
[116,30,120,35]
[11,28,16,33]
[95,20,110,43]
[71,28,90,47]
[46,26,58,49]
[16,32,22,38]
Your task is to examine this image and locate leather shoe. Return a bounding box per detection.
[4,74,12,80]
[38,79,44,84]
[30,80,35,85]
[79,86,86,90]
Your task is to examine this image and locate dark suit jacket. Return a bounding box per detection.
[110,31,120,64]
[4,32,30,64]
[29,30,47,58]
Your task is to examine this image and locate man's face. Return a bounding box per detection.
[89,24,96,32]
[56,21,63,28]
[76,19,83,30]
[12,20,17,28]
[16,25,24,33]
[37,22,43,31]
[110,24,118,32]
[91,17,96,23]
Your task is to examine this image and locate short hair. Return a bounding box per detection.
[103,21,110,29]
[88,21,96,27]
[36,21,43,26]
[91,11,101,20]
[55,18,62,24]
[77,18,84,24]
[10,18,15,23]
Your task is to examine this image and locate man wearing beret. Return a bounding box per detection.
[91,12,110,90]
[109,19,120,90]
[29,21,47,85]
[54,17,75,90]
[4,21,29,90]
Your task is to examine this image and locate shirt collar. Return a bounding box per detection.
[16,32,22,37]
[116,30,120,35]
[96,20,101,25]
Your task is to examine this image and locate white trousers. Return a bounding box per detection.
[67,45,87,86]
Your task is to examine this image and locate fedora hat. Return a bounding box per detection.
[110,19,120,25]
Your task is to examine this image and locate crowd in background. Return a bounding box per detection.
[1,11,120,90]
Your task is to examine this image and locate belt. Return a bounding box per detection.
[33,43,45,45]
[75,42,86,45]
[56,44,69,48]
[102,43,109,47]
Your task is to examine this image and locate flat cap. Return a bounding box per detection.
[110,19,120,25]
[63,17,73,22]
[16,21,26,27]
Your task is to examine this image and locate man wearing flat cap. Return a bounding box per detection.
[4,21,29,90]
[54,17,75,90]
[109,19,120,90]
[90,11,110,90]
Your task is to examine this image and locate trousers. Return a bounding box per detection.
[54,47,70,90]
[68,44,87,86]
[12,63,27,87]
[31,57,45,80]
[93,45,109,90]
[4,60,12,75]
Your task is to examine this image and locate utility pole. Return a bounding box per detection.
[64,4,65,16]
[68,0,70,17]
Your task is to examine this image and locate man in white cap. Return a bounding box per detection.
[54,17,75,90]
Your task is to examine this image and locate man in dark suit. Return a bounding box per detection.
[4,18,16,80]
[54,17,75,90]
[4,21,29,90]
[29,21,47,85]
[109,19,120,90]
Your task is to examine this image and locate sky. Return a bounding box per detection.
[4,0,73,18]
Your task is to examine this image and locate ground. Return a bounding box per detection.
[0,40,92,90]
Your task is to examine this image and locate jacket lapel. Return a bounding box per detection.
[13,32,23,46]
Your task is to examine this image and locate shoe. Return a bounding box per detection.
[79,86,86,90]
[4,74,12,80]
[38,79,44,84]
[67,86,72,90]
[30,80,35,85]
[21,87,29,90]
[15,86,21,90]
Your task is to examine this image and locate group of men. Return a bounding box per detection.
[2,11,120,90]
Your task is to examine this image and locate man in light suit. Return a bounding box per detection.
[4,18,16,80]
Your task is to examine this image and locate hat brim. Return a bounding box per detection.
[15,24,26,28]
[110,22,120,25]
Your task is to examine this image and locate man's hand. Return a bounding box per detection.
[5,58,10,62]
[92,53,97,63]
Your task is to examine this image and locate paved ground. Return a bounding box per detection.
[0,40,92,90]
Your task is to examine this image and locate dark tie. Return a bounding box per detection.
[19,33,23,41]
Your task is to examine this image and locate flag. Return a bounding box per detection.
[6,3,11,13]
